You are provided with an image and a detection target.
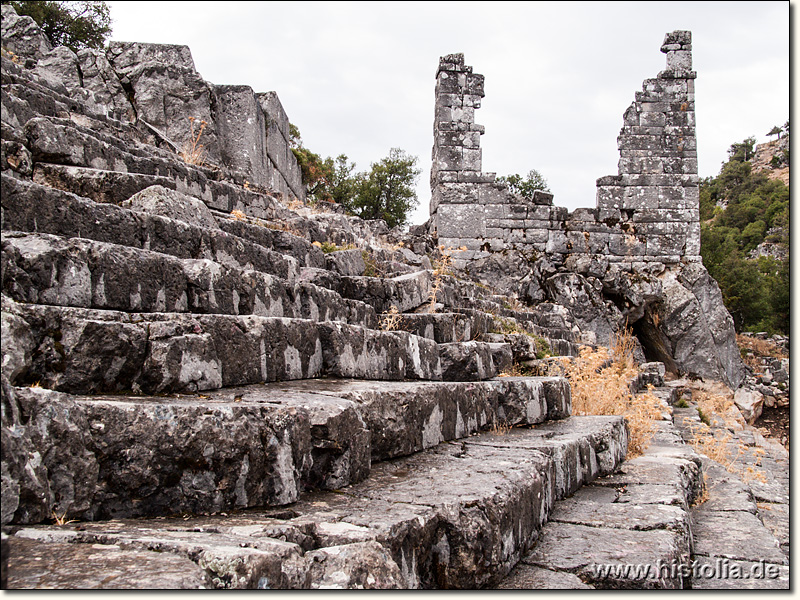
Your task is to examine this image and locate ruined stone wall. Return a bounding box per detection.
[431,32,700,272]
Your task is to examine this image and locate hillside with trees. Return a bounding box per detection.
[700,123,789,335]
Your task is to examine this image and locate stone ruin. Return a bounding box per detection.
[1,7,787,589]
[430,33,744,389]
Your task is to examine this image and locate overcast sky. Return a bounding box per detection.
[106,1,789,225]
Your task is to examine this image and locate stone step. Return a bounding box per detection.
[1,231,376,328]
[391,312,484,343]
[22,115,289,220]
[1,297,443,394]
[499,388,704,589]
[2,174,312,280]
[262,377,572,462]
[2,376,572,525]
[4,415,628,589]
[339,271,432,314]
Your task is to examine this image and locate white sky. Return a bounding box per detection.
[107,1,789,226]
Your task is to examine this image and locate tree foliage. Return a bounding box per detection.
[289,126,420,227]
[4,1,112,52]
[496,169,551,198]
[346,148,420,228]
[700,135,789,334]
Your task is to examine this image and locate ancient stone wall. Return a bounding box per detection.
[431,32,700,271]
[430,33,745,389]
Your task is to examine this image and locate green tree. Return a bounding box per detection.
[496,169,551,198]
[767,125,782,140]
[4,1,112,52]
[727,137,756,163]
[346,148,420,228]
[700,130,789,334]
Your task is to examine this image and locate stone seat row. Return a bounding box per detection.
[3,374,625,589]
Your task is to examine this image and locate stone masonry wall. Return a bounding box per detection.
[431,32,700,271]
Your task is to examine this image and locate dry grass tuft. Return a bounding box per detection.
[686,422,767,484]
[736,334,787,359]
[231,209,247,222]
[490,420,512,435]
[180,117,207,166]
[380,305,402,331]
[560,328,662,457]
[51,510,77,526]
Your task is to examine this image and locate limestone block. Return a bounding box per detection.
[436,203,486,238]
[457,171,495,183]
[438,341,496,381]
[618,134,663,152]
[432,145,463,172]
[106,42,220,163]
[608,232,646,257]
[1,5,52,62]
[465,73,485,96]
[640,112,667,127]
[532,190,554,205]
[622,186,660,210]
[623,105,639,126]
[437,93,463,108]
[478,184,515,205]
[324,249,366,277]
[122,185,219,229]
[462,147,482,171]
[436,130,480,148]
[638,101,669,113]
[463,94,482,108]
[33,46,82,92]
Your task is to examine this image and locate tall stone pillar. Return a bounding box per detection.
[430,54,495,255]
[596,31,700,263]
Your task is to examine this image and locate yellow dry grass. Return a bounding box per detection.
[179,117,207,166]
[560,329,662,458]
[379,305,402,332]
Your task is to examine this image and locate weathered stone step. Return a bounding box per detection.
[1,297,442,394]
[1,174,323,275]
[4,416,628,589]
[22,116,289,220]
[1,231,376,328]
[500,389,703,589]
[257,377,571,462]
[2,376,571,526]
[390,312,483,343]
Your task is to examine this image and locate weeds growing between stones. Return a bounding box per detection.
[559,328,662,457]
[180,116,207,166]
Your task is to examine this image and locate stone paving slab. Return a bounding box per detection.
[690,556,789,590]
[497,564,593,589]
[521,522,686,589]
[5,535,211,589]
[690,510,787,565]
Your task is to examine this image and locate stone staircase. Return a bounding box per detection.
[1,41,627,588]
[1,12,787,589]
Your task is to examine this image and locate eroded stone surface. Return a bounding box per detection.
[5,536,210,589]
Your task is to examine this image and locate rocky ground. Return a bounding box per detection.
[755,406,789,450]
